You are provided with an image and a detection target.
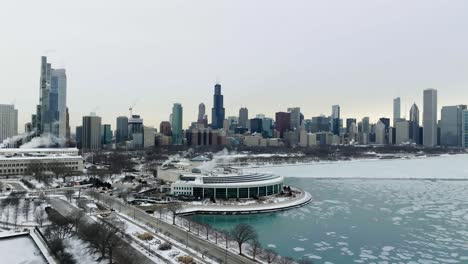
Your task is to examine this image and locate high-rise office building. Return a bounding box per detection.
[395,120,410,145]
[159,121,172,136]
[440,105,467,147]
[33,56,67,140]
[172,103,183,145]
[361,117,370,133]
[409,103,420,144]
[287,107,301,131]
[198,103,208,125]
[0,104,18,143]
[101,124,113,145]
[393,97,401,126]
[462,110,468,148]
[346,118,356,134]
[331,105,340,135]
[249,118,263,134]
[116,116,129,143]
[375,120,386,145]
[275,112,291,138]
[239,107,249,128]
[262,118,274,138]
[75,126,83,149]
[423,89,438,147]
[128,115,144,148]
[82,114,102,151]
[311,116,331,133]
[198,103,205,122]
[211,84,225,129]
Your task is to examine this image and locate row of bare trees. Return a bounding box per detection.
[0,191,48,228]
[26,161,75,184]
[43,206,139,264]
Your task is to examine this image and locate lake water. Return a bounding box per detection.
[192,156,468,263]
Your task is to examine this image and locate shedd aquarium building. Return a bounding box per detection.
[170,170,284,199]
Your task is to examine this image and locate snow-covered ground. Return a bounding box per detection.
[0,235,47,264]
[253,154,468,179]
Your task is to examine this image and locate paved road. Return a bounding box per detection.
[1,180,28,191]
[86,190,256,264]
[50,198,158,264]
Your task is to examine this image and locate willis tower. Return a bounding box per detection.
[211,83,225,129]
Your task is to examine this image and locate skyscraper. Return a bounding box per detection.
[239,107,249,128]
[101,124,113,145]
[128,115,144,148]
[82,114,102,151]
[275,112,291,138]
[409,103,420,144]
[331,105,340,135]
[198,103,207,125]
[33,56,67,140]
[211,84,225,129]
[116,116,129,143]
[172,103,183,145]
[287,107,301,131]
[0,104,18,143]
[440,105,467,147]
[159,121,172,136]
[423,89,438,147]
[375,120,386,145]
[393,97,401,126]
[51,69,67,139]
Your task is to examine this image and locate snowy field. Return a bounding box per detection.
[253,154,468,179]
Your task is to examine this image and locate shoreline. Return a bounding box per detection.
[236,153,465,169]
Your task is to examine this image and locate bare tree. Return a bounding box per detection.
[23,198,31,222]
[248,239,262,260]
[230,223,258,255]
[34,207,46,227]
[49,161,69,183]
[221,230,231,249]
[166,201,183,225]
[156,205,166,219]
[64,189,75,202]
[263,249,278,264]
[201,222,211,240]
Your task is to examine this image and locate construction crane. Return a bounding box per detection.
[129,100,138,116]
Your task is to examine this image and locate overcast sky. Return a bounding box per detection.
[1,0,468,132]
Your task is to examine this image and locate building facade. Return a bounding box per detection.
[423,89,438,147]
[116,116,128,143]
[0,104,18,143]
[172,103,184,145]
[211,84,225,129]
[238,107,249,129]
[82,115,102,151]
[393,97,401,126]
[440,105,467,147]
[462,110,468,148]
[0,148,83,176]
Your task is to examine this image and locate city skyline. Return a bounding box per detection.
[1,1,468,131]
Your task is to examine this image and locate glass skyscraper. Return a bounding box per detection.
[211,83,225,129]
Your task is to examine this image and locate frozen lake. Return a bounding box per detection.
[193,155,468,263]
